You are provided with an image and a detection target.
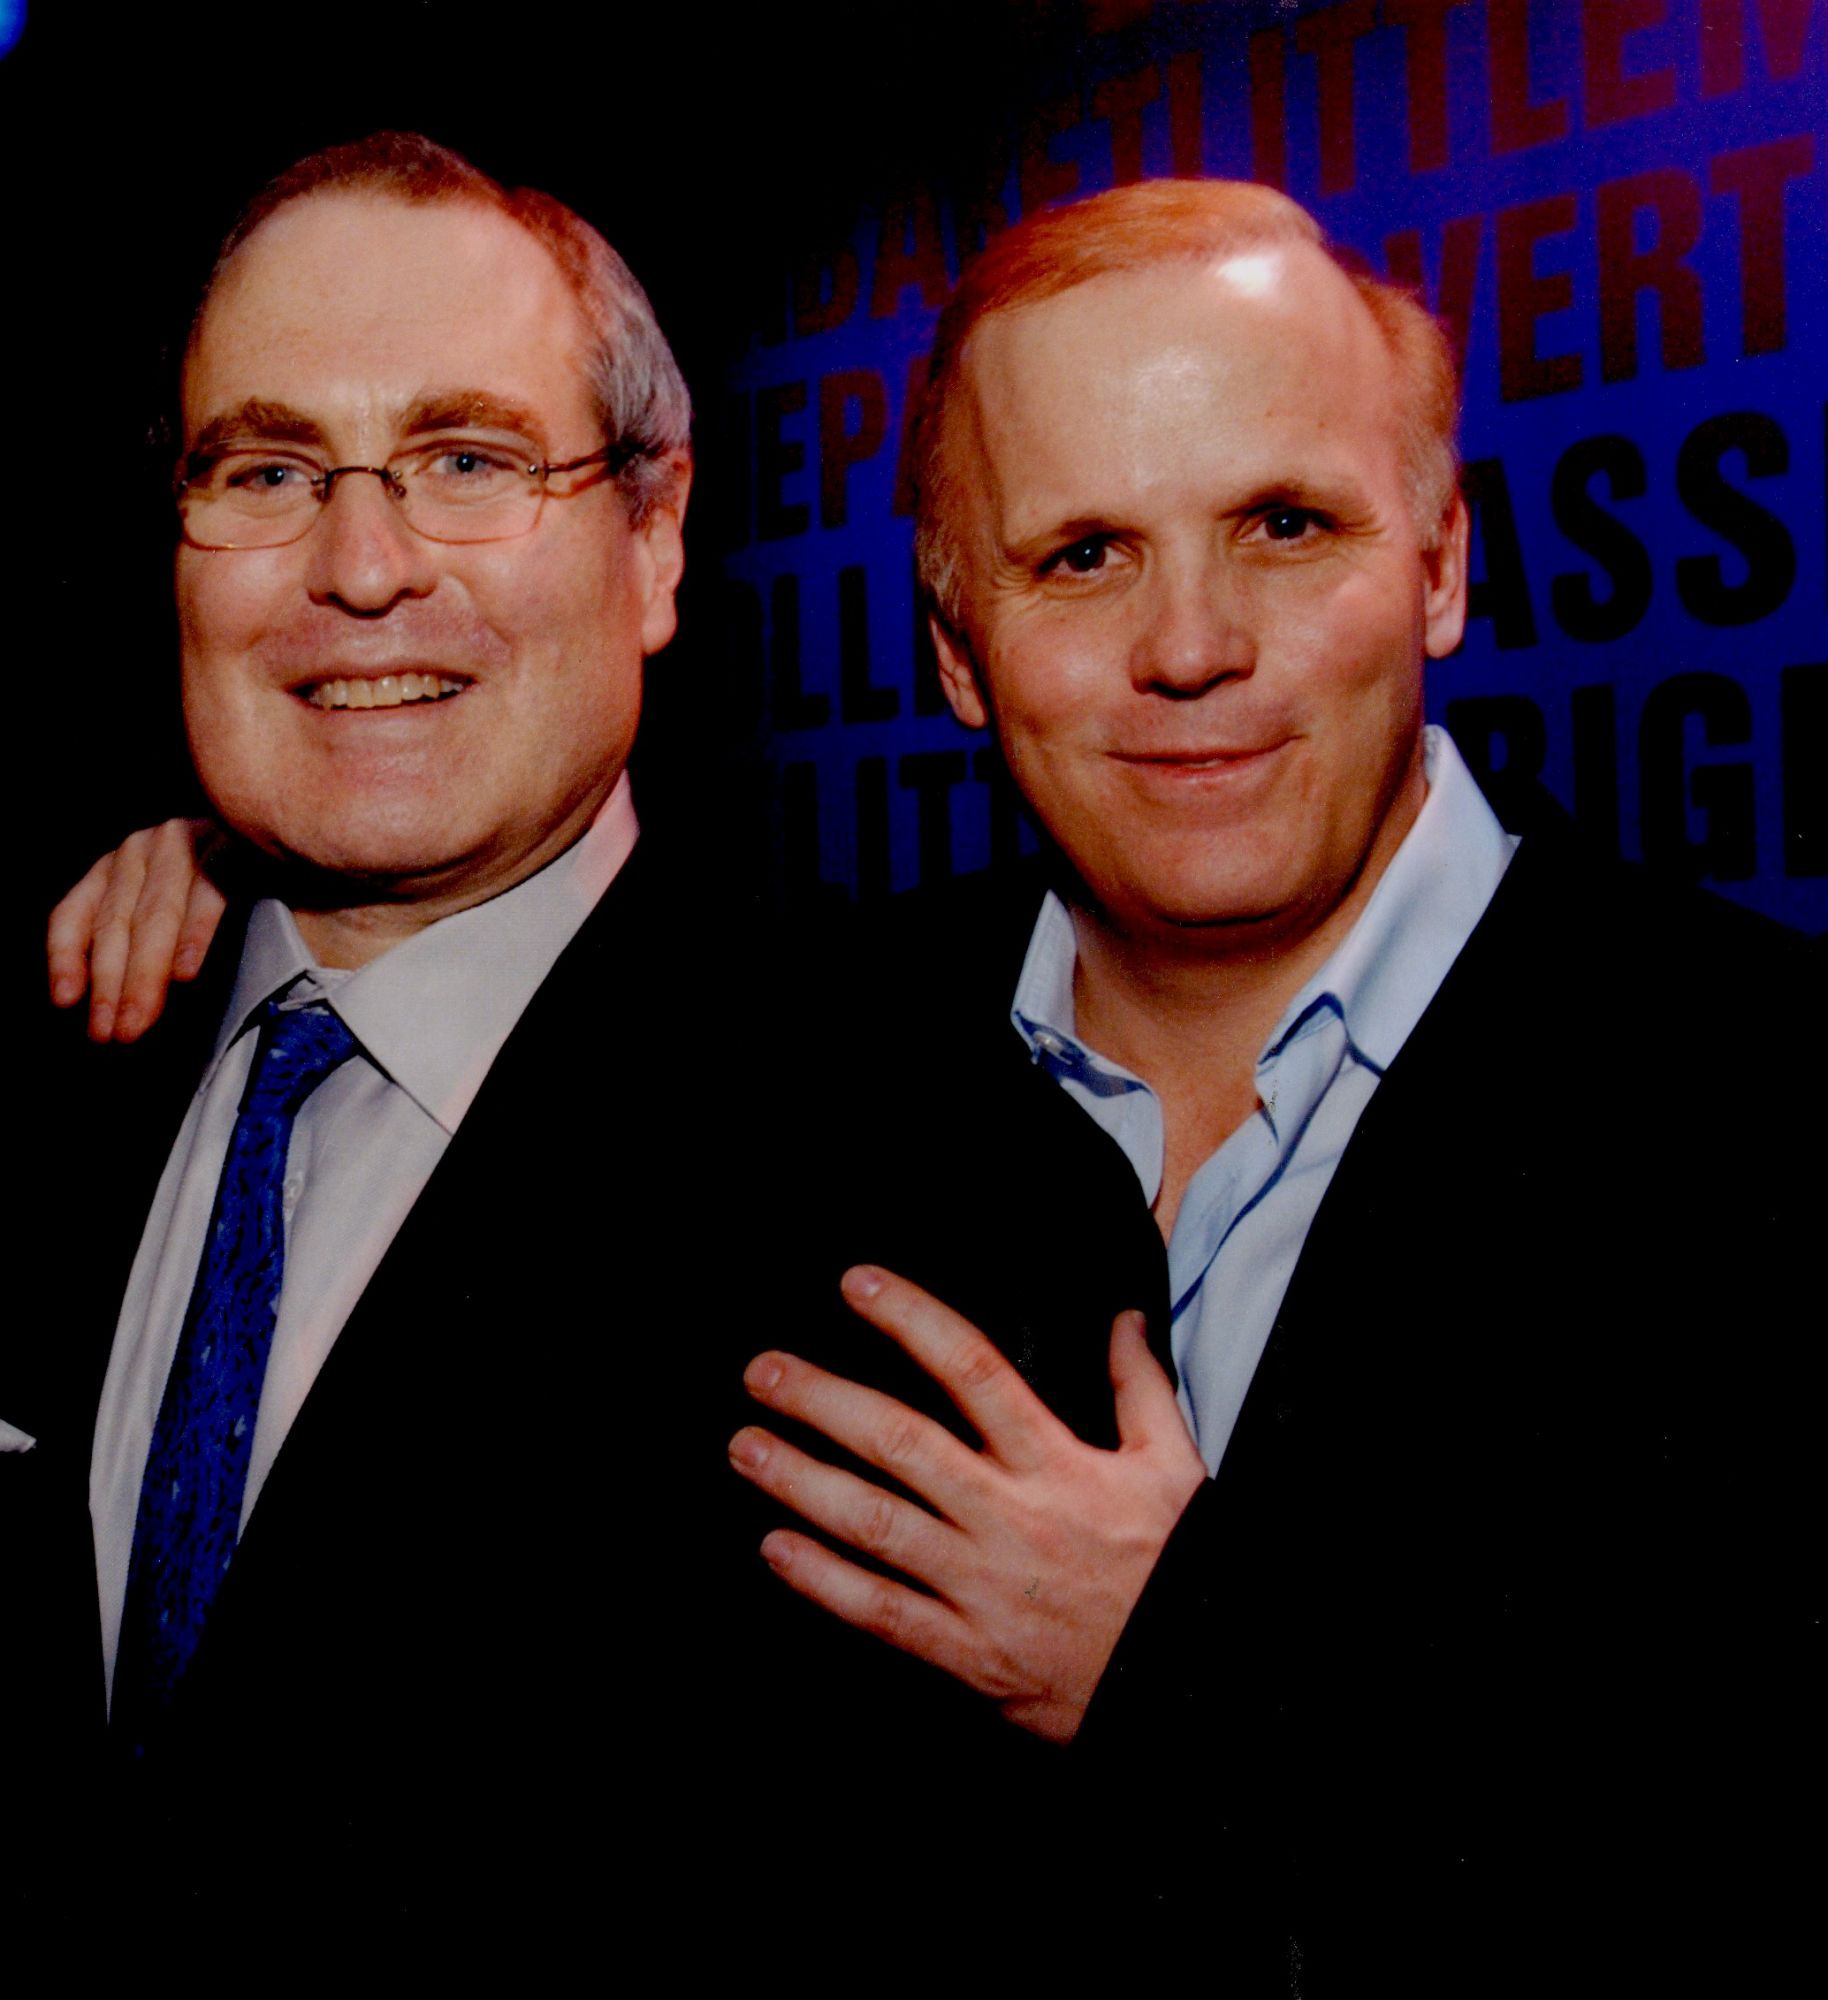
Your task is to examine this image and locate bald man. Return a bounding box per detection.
[729,182,1822,1982]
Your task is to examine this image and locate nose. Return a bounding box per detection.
[303,468,440,615]
[1129,557,1256,697]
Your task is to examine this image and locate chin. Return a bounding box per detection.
[243,801,482,890]
[1084,830,1288,918]
[1091,876,1271,935]
[1094,851,1353,948]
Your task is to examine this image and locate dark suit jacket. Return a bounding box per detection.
[837,823,1822,1985]
[8,825,1816,1978]
[8,846,788,1951]
[4,840,1150,1970]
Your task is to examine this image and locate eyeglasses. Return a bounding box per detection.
[175,438,628,550]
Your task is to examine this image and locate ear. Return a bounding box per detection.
[929,613,990,730]
[1421,489,1469,661]
[634,452,693,658]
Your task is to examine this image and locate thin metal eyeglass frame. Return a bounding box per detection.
[175,442,628,550]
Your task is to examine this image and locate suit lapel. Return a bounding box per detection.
[217,841,698,1576]
[1213,835,1563,1498]
[866,864,1176,1420]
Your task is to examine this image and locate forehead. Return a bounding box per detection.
[184,191,597,445]
[956,245,1405,537]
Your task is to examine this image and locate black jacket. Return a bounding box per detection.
[843,825,1822,1985]
[5,842,1144,1970]
[8,826,1818,1981]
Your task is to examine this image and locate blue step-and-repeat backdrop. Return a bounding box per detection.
[705,0,1825,932]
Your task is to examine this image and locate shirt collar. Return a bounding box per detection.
[1263,725,1516,1075]
[209,773,640,1133]
[1010,890,1088,1064]
[1010,726,1516,1080]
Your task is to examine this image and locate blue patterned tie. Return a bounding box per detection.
[113,999,358,1758]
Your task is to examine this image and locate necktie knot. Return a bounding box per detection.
[243,999,360,1119]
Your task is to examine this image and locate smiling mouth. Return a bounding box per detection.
[298,673,471,711]
[1113,742,1287,768]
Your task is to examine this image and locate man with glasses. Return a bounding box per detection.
[32,154,1818,1978]
[21,128,1151,1967]
[12,130,733,1943]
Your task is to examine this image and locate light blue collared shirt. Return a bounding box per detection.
[1011,727,1518,1474]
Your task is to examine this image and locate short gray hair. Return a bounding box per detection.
[199,131,691,522]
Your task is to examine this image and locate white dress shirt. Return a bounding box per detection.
[1011,727,1518,1474]
[90,777,638,1700]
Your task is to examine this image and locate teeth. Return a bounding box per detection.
[307,676,466,710]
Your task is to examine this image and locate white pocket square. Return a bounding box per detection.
[0,1418,38,1453]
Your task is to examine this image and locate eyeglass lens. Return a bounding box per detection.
[179,441,548,549]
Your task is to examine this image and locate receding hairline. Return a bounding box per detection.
[191,182,585,354]
[167,131,692,524]
[180,191,606,474]
[943,178,1323,321]
[913,178,1462,631]
[954,235,1389,384]
[945,245,1410,551]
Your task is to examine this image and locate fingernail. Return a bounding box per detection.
[744,1355,784,1394]
[175,947,202,977]
[760,1533,794,1574]
[50,976,79,1006]
[842,1265,883,1302]
[729,1429,767,1470]
[115,1005,142,1040]
[89,1004,114,1041]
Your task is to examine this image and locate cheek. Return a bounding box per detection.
[984,615,1120,742]
[176,560,312,757]
[176,562,246,665]
[1287,572,1426,717]
[507,519,640,665]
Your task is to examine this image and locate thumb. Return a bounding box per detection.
[1108,1309,1184,1448]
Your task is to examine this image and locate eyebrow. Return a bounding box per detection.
[184,388,551,465]
[395,389,549,444]
[1001,515,1113,566]
[187,399,327,463]
[1231,475,1356,515]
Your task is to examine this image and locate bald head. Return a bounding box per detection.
[914,179,1459,634]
